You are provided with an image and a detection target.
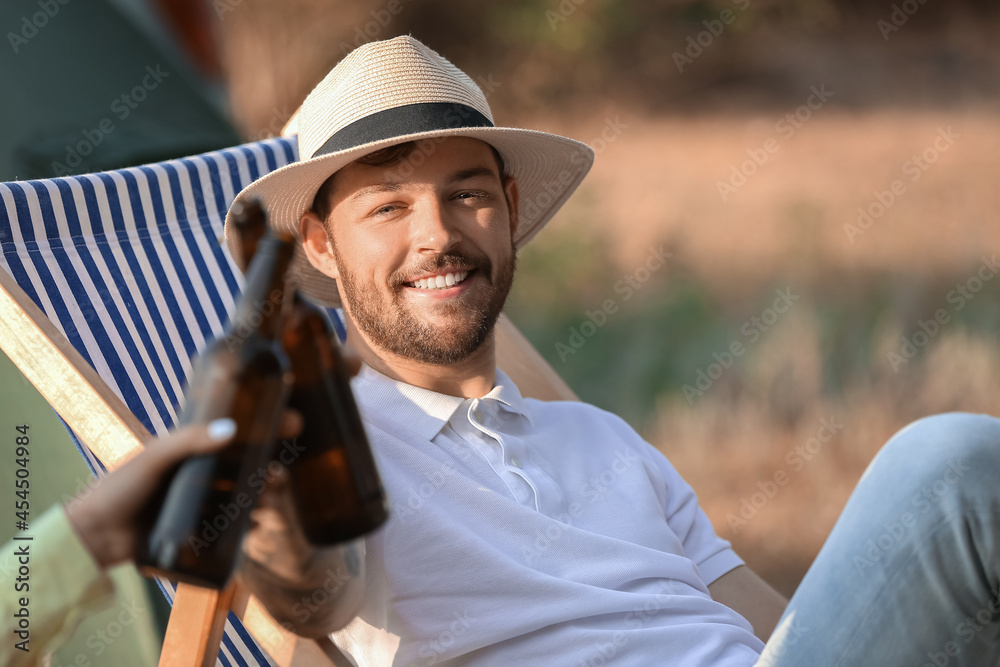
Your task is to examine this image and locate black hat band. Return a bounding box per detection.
[311,102,494,159]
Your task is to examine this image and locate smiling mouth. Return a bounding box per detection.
[405,270,471,290]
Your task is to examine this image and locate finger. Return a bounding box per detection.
[256,464,290,511]
[138,419,237,474]
[341,344,362,377]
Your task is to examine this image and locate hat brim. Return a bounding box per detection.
[224,126,594,308]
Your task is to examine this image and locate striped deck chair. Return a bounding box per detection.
[0,136,576,665]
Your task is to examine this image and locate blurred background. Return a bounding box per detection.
[2,0,999,661]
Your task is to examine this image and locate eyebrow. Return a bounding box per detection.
[349,182,404,202]
[348,166,500,202]
[448,166,500,184]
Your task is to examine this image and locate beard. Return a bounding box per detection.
[331,240,516,365]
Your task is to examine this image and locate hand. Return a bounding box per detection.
[341,342,362,377]
[239,466,366,636]
[241,463,320,582]
[65,410,303,569]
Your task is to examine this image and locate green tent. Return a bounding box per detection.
[0,0,240,181]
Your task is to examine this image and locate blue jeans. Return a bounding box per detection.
[757,413,1000,667]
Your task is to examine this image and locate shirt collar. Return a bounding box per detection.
[479,368,532,426]
[352,364,532,440]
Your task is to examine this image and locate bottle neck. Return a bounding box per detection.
[232,234,295,340]
[234,221,266,268]
[230,199,268,269]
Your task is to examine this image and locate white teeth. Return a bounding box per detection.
[410,271,468,290]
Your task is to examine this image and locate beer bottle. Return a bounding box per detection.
[230,197,268,268]
[283,292,389,544]
[229,200,387,544]
[142,219,295,588]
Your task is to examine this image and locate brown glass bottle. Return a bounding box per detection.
[141,227,295,588]
[229,198,268,269]
[283,292,389,544]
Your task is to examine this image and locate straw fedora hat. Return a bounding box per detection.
[224,35,595,307]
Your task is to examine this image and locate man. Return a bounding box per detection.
[228,36,1000,665]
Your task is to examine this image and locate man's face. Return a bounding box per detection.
[318,137,518,365]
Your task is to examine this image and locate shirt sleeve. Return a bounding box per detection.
[0,504,115,667]
[641,440,745,585]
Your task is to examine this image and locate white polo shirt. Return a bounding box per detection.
[331,365,764,666]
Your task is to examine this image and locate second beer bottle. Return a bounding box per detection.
[283,293,389,544]
[142,217,296,588]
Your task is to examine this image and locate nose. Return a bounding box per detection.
[410,196,462,254]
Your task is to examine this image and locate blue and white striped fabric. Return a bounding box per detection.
[0,136,345,667]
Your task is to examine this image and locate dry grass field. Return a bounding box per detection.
[556,110,999,290]
[523,108,1000,594]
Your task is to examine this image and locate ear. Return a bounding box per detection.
[503,176,520,240]
[299,211,340,280]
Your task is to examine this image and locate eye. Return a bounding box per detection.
[370,203,401,218]
[454,190,493,202]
